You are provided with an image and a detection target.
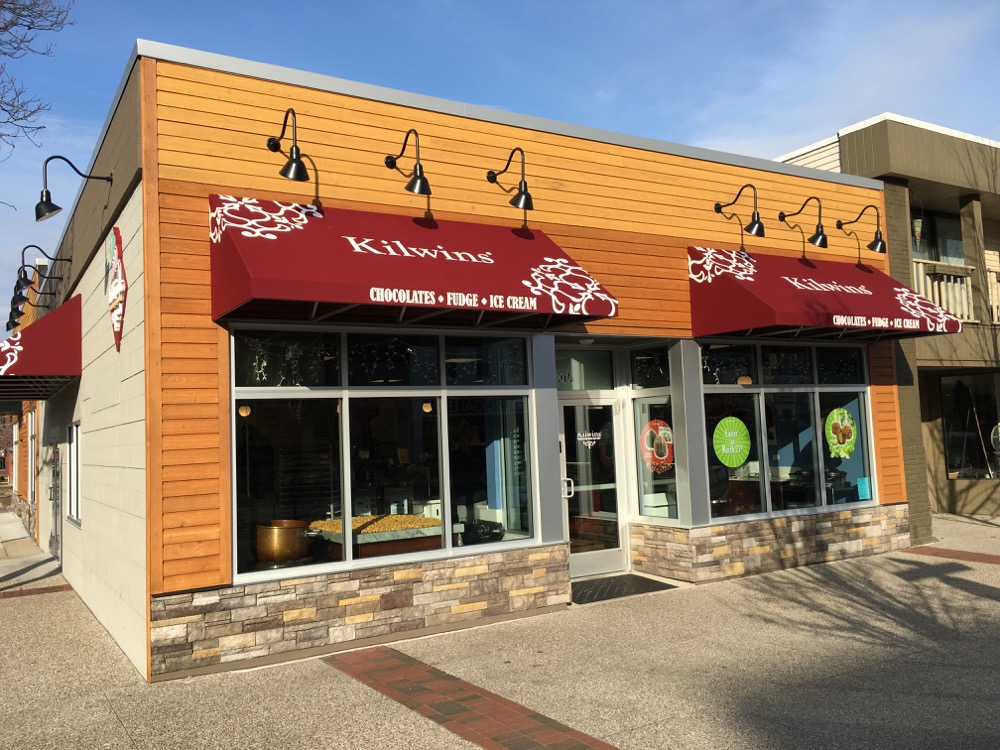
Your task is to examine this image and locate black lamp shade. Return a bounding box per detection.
[14,272,32,292]
[808,224,828,248]
[11,291,27,307]
[867,229,887,253]
[744,211,765,237]
[510,180,533,211]
[35,189,61,222]
[10,306,23,320]
[279,145,309,182]
[5,319,16,331]
[405,162,431,196]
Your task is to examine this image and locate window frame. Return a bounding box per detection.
[66,422,81,523]
[230,325,539,584]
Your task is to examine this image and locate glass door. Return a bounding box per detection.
[560,400,626,577]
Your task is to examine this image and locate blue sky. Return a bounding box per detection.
[2,0,1000,305]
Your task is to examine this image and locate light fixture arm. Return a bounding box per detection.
[778,194,823,225]
[836,204,881,232]
[41,155,113,193]
[266,108,298,153]
[486,147,526,184]
[714,183,758,215]
[20,244,70,269]
[385,128,422,170]
[17,264,63,284]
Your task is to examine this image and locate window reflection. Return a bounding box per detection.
[234,331,340,387]
[819,392,871,503]
[705,393,763,517]
[761,346,813,385]
[631,347,670,390]
[702,344,756,385]
[347,334,438,386]
[634,396,676,517]
[445,337,527,386]
[765,393,820,509]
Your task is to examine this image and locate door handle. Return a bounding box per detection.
[561,477,575,499]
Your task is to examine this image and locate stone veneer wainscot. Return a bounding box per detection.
[150,543,569,679]
[630,504,909,582]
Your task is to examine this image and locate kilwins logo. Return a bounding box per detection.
[577,431,603,449]
[342,236,496,264]
[782,277,873,295]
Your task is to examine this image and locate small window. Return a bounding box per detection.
[817,347,865,385]
[234,331,340,387]
[702,344,756,386]
[445,337,527,386]
[347,334,439,386]
[631,347,670,390]
[761,346,813,385]
[67,423,81,521]
[556,349,613,391]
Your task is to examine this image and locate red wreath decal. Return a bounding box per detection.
[640,419,674,474]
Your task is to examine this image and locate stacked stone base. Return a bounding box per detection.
[631,503,909,583]
[150,543,569,679]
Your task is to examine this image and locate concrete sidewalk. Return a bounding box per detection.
[1,513,998,749]
[0,508,69,596]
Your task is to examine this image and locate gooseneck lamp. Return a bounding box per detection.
[486,147,534,211]
[266,108,309,182]
[714,183,765,238]
[836,204,887,254]
[15,263,63,292]
[35,155,113,222]
[384,129,431,196]
[778,195,828,249]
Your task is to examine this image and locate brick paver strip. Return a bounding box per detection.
[327,646,618,750]
[905,546,1000,566]
[0,583,72,599]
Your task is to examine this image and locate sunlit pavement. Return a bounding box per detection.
[1,513,998,749]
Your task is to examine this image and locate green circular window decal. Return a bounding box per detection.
[825,408,857,459]
[713,416,751,468]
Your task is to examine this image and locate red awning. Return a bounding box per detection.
[688,247,963,340]
[0,295,81,400]
[209,195,618,328]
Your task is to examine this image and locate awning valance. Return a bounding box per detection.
[0,295,81,400]
[688,247,964,340]
[209,195,618,329]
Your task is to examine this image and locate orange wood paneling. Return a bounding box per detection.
[868,342,907,505]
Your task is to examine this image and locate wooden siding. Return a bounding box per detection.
[144,58,904,594]
[868,342,907,504]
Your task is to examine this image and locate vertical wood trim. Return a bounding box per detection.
[140,56,163,683]
[216,324,232,581]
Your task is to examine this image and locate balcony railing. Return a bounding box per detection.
[911,259,975,321]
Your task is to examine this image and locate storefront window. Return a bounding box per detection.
[701,342,874,517]
[347,334,438,386]
[234,331,340,387]
[631,347,670,389]
[819,393,872,503]
[765,393,821,509]
[445,337,527,386]
[556,349,613,391]
[702,343,756,385]
[235,399,342,574]
[705,393,763,517]
[447,397,531,545]
[233,331,535,577]
[634,396,676,517]
[347,397,444,557]
[942,375,1000,479]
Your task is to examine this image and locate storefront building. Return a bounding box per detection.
[3,43,960,681]
[780,114,1000,533]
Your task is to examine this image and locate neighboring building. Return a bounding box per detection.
[780,114,1000,539]
[0,44,961,681]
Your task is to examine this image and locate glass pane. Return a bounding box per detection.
[631,347,670,389]
[347,398,443,558]
[634,397,676,518]
[235,399,342,574]
[819,393,872,503]
[765,393,820,510]
[563,404,619,552]
[347,334,439,386]
[761,346,813,385]
[556,349,613,391]
[942,375,1000,479]
[702,343,757,386]
[447,397,532,546]
[936,216,965,265]
[234,331,340,387]
[817,347,865,385]
[445,337,527,386]
[705,393,763,517]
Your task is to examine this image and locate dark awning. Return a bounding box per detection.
[688,246,964,340]
[0,295,81,400]
[209,194,618,329]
